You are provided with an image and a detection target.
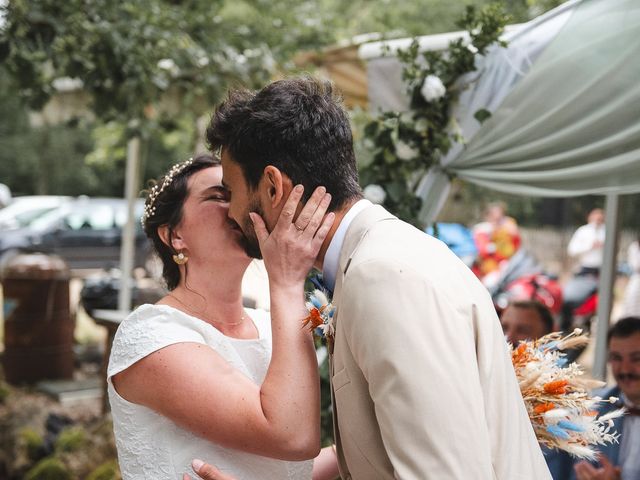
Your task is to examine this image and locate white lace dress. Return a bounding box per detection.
[107,304,313,480]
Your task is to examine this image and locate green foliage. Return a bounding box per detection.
[0,0,270,120]
[317,352,334,446]
[25,457,72,480]
[527,0,568,16]
[0,0,288,197]
[0,0,535,199]
[291,0,530,47]
[87,460,121,480]
[360,4,510,227]
[19,427,45,462]
[55,427,86,453]
[0,381,10,404]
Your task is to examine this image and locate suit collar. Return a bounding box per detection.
[322,199,372,293]
[331,204,396,303]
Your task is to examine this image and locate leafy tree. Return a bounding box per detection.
[0,0,277,197]
[359,4,510,226]
[0,0,565,199]
[0,0,272,119]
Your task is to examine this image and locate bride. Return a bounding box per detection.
[107,153,337,479]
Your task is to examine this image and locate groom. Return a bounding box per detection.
[206,76,551,479]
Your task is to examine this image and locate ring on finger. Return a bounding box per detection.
[294,224,305,231]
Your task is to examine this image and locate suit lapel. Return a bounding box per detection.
[331,205,396,306]
[328,204,396,478]
[328,204,396,359]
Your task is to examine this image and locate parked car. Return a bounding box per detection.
[0,197,150,271]
[0,195,72,230]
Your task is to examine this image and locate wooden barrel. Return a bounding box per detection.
[2,254,74,384]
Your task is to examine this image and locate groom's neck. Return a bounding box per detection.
[314,197,360,271]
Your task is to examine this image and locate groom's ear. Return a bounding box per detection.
[262,165,293,208]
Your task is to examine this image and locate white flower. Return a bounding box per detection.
[420,74,446,102]
[395,141,419,161]
[320,316,335,338]
[467,43,479,54]
[313,289,330,307]
[157,58,180,77]
[52,77,83,92]
[363,184,386,204]
[157,58,176,71]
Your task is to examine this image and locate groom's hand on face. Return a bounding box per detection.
[182,459,237,480]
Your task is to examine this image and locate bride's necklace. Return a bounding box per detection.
[167,293,246,327]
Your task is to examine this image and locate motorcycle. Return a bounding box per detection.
[426,224,596,334]
[560,269,599,334]
[486,249,563,317]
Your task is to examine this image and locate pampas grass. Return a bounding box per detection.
[511,329,624,459]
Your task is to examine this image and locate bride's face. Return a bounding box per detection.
[173,166,250,265]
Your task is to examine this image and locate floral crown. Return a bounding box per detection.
[141,157,194,228]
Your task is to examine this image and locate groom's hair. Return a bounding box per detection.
[206,76,362,210]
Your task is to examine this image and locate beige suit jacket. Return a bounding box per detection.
[329,205,551,480]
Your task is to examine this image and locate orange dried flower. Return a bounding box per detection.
[534,402,556,414]
[512,343,531,367]
[302,307,324,331]
[543,380,569,395]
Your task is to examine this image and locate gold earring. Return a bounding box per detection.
[172,251,188,265]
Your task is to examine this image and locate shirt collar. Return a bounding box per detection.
[322,199,372,292]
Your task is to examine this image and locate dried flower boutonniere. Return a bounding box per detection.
[302,289,335,341]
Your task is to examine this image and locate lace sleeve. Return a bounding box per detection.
[107,305,207,379]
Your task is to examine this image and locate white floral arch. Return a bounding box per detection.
[317,0,640,379]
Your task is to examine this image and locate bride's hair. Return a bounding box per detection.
[206,76,363,211]
[142,153,219,290]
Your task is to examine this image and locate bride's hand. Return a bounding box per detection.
[250,185,334,289]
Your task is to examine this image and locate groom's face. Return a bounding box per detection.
[220,150,269,259]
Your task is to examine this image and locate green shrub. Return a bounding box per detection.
[87,459,121,480]
[25,457,72,480]
[19,427,44,461]
[55,427,86,452]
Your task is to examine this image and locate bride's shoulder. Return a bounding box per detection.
[115,304,206,340]
[108,304,209,375]
[120,303,179,326]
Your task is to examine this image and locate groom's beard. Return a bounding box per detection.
[238,200,263,260]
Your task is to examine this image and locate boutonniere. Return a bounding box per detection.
[302,289,335,340]
[512,328,623,459]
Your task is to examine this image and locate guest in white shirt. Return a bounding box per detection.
[622,239,640,317]
[567,208,606,272]
[561,208,605,332]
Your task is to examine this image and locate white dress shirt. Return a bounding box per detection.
[322,199,372,292]
[567,222,605,269]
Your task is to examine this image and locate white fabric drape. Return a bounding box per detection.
[362,0,640,224]
[450,0,640,201]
